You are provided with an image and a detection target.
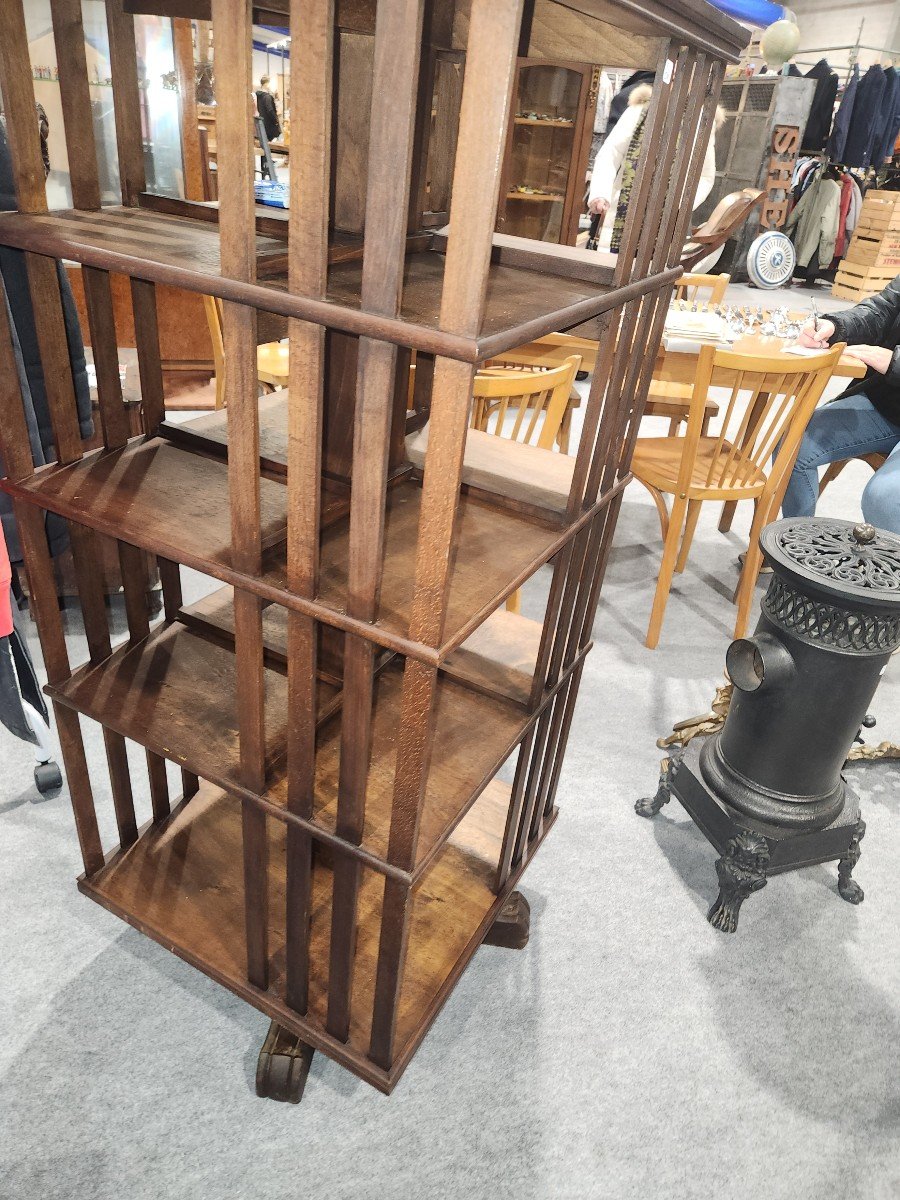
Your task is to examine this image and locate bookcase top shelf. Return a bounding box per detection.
[0,206,680,360]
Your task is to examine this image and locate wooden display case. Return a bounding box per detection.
[497,58,600,245]
[0,0,745,1105]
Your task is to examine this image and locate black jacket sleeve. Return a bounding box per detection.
[829,275,900,348]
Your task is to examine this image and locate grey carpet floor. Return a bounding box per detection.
[2,281,900,1200]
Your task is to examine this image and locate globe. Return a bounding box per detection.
[760,19,801,70]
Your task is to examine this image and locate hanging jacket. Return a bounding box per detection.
[784,175,841,268]
[601,70,655,140]
[842,65,887,168]
[799,60,839,153]
[873,67,900,166]
[827,64,859,162]
[0,121,92,454]
[828,275,900,423]
[834,172,853,259]
[846,175,862,235]
[793,158,821,204]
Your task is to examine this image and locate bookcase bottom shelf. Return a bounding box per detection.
[80,778,549,1092]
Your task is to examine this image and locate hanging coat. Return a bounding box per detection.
[842,65,887,168]
[826,64,859,163]
[873,67,900,167]
[0,117,93,564]
[798,60,839,153]
[784,175,841,269]
[834,173,854,259]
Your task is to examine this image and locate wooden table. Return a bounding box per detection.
[654,332,867,386]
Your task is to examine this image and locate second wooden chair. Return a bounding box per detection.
[472,354,582,450]
[644,271,730,435]
[204,295,289,408]
[631,342,844,648]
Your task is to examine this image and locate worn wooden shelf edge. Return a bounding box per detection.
[0,208,682,361]
[45,613,559,876]
[1,439,624,662]
[77,779,556,1093]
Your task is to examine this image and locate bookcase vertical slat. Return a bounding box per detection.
[13,504,104,874]
[82,267,131,450]
[130,279,166,437]
[284,0,335,1017]
[50,0,102,211]
[212,0,268,990]
[369,0,524,1071]
[105,0,146,206]
[173,17,205,203]
[0,289,36,483]
[328,0,426,1044]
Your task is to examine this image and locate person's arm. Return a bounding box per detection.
[829,274,900,346]
[587,103,639,215]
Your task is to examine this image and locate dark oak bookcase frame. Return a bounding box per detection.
[0,0,744,1101]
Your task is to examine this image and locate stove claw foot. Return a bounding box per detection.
[838,817,865,905]
[707,831,769,933]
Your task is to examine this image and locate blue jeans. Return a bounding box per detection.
[781,392,900,534]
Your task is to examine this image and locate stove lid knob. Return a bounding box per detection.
[853,523,877,545]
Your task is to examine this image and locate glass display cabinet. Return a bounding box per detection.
[497,59,600,245]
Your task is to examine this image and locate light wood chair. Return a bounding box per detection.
[471,354,581,612]
[644,272,731,435]
[819,451,888,496]
[203,295,289,408]
[485,336,593,452]
[472,355,581,450]
[673,271,731,306]
[631,342,845,648]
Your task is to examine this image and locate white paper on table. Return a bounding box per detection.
[784,344,831,357]
[662,335,730,353]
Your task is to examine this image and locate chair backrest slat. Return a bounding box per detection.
[673,271,730,308]
[679,343,845,497]
[471,354,581,450]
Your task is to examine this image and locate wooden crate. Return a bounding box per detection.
[833,259,898,300]
[855,191,900,233]
[842,231,900,268]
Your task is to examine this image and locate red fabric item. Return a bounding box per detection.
[834,173,853,259]
[0,522,12,638]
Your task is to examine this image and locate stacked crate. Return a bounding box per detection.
[833,190,900,301]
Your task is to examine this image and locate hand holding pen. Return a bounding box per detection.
[797,300,835,349]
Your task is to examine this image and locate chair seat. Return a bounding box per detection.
[257,341,289,386]
[644,380,719,418]
[631,436,767,498]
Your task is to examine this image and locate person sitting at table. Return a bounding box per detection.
[782,275,900,534]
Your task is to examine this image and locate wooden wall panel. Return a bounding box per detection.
[66,267,214,368]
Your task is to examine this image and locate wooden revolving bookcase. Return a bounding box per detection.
[0,0,745,1104]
